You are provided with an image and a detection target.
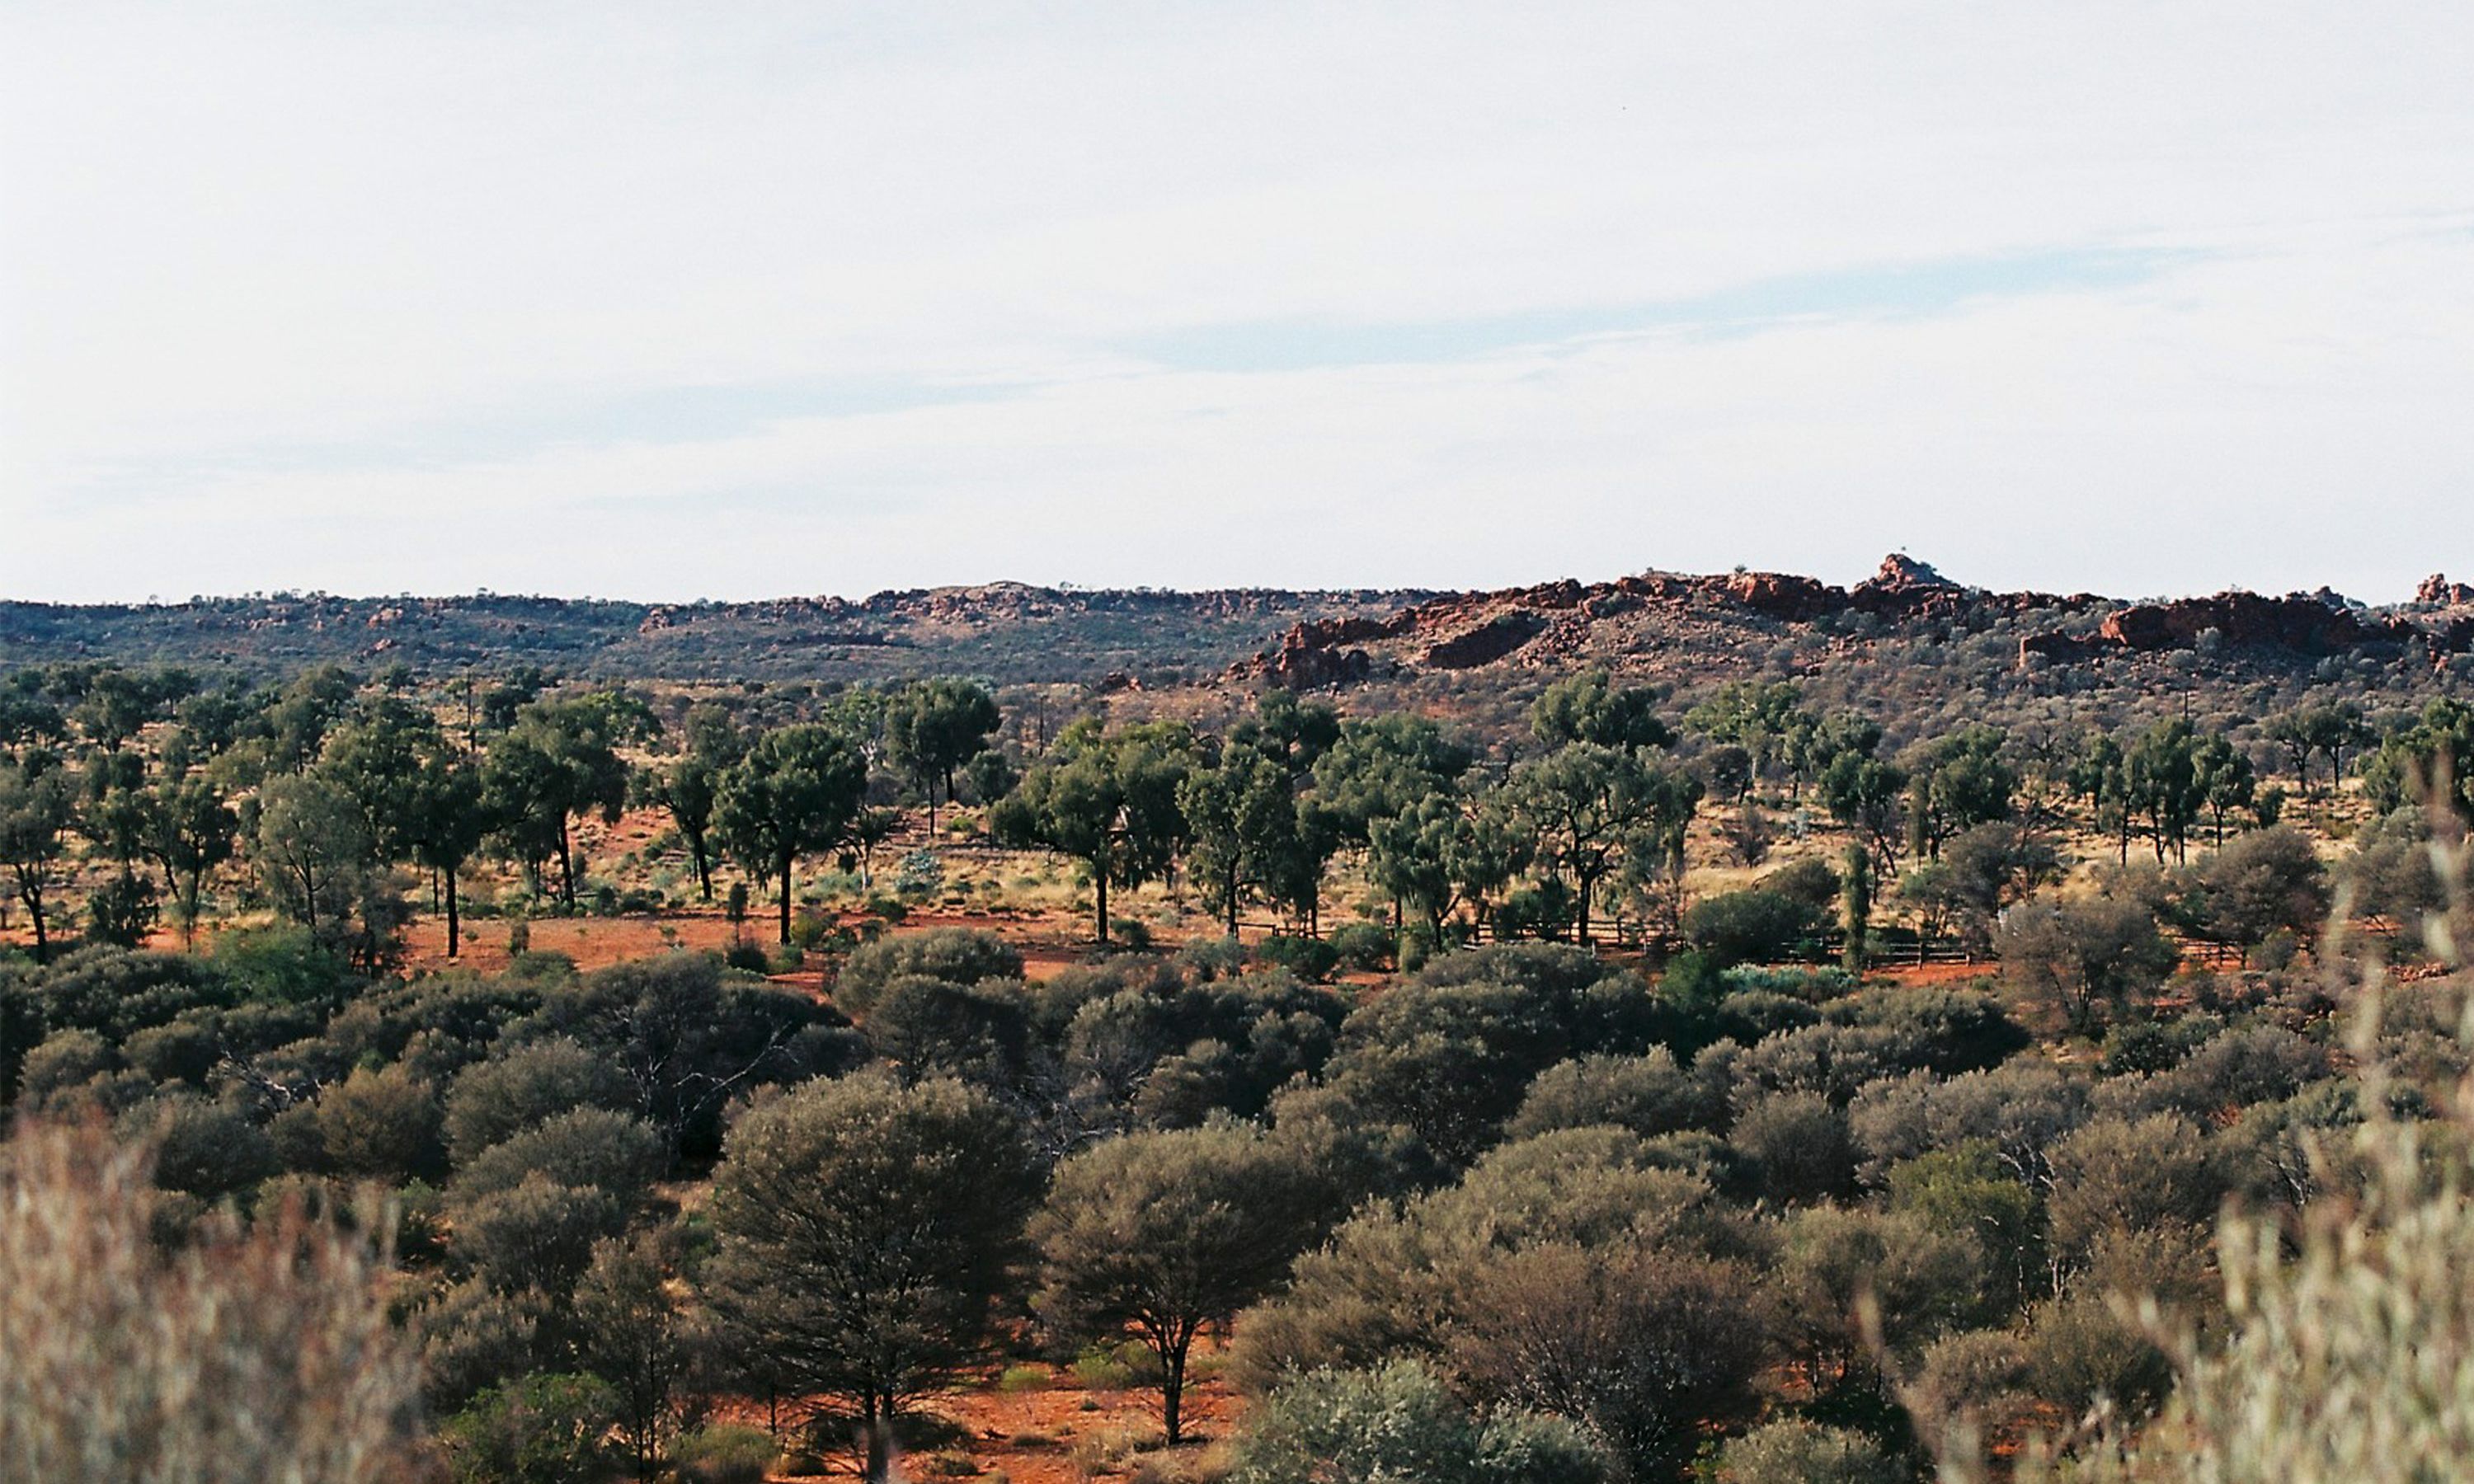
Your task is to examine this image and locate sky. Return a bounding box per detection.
[3,2,2472,605]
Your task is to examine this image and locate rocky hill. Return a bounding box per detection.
[0,584,1429,686]
[8,562,2472,735]
[1207,556,2474,744]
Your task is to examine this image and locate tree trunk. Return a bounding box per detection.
[861,1398,893,1483]
[557,816,576,905]
[1574,871,1594,947]
[1094,858,1110,944]
[21,881,47,965]
[690,834,713,902]
[444,869,461,958]
[1163,1333,1192,1444]
[778,855,794,945]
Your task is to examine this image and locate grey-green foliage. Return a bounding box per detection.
[442,1036,635,1167]
[1235,1127,1726,1381]
[1506,1049,1719,1142]
[1031,1122,1329,1443]
[1719,1418,1909,1484]
[1233,1126,1767,1478]
[447,1107,668,1296]
[701,1073,1039,1482]
[1729,1091,1856,1205]
[451,1107,666,1207]
[833,927,1024,1017]
[1225,1360,1612,1484]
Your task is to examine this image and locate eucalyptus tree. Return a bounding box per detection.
[1033,1125,1328,1444]
[639,703,743,903]
[483,694,644,907]
[1508,744,1700,946]
[1528,669,1673,753]
[0,759,77,961]
[142,773,238,945]
[992,718,1194,944]
[883,679,1000,830]
[1687,679,1807,791]
[713,723,868,944]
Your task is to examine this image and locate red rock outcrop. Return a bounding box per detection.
[1422,613,1550,669]
[2098,592,2398,654]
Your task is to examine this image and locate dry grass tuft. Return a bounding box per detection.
[0,1120,427,1482]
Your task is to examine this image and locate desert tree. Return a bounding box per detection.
[1180,744,1299,937]
[259,665,360,777]
[2127,717,2209,863]
[991,718,1194,943]
[1032,1124,1327,1444]
[1901,723,2016,859]
[637,702,742,903]
[1368,790,1522,942]
[1995,895,2179,1035]
[1528,668,1674,753]
[702,1075,1038,1482]
[883,679,1001,831]
[2362,697,2474,820]
[140,773,237,945]
[1686,679,1806,791]
[248,773,374,938]
[2193,730,2256,846]
[0,758,76,961]
[1822,748,1909,874]
[574,1228,703,1481]
[482,694,643,908]
[1507,743,1700,946]
[1311,711,1476,847]
[713,723,868,945]
[324,698,487,956]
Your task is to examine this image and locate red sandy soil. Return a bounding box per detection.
[722,1362,1238,1483]
[387,908,1108,984]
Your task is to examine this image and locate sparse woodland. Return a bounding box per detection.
[6,579,2474,1483]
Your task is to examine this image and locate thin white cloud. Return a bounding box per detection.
[4,2,2472,599]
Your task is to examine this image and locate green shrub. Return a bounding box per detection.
[1072,1344,1135,1391]
[1719,1418,1907,1484]
[1685,888,1827,966]
[1724,964,1859,1003]
[1326,922,1395,972]
[438,1371,618,1484]
[1255,933,1338,981]
[1225,1361,1612,1484]
[672,1423,778,1484]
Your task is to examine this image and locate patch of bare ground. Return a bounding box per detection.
[717,1362,1238,1483]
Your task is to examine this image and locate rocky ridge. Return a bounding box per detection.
[1228,556,2462,690]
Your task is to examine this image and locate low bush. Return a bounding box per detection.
[1255,934,1338,981]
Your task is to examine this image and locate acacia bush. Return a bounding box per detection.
[1719,1418,1907,1484]
[1225,1361,1613,1484]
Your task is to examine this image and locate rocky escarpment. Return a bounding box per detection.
[2016,590,2413,667]
[1228,554,2464,691]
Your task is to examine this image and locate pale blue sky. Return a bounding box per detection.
[3,3,2471,603]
